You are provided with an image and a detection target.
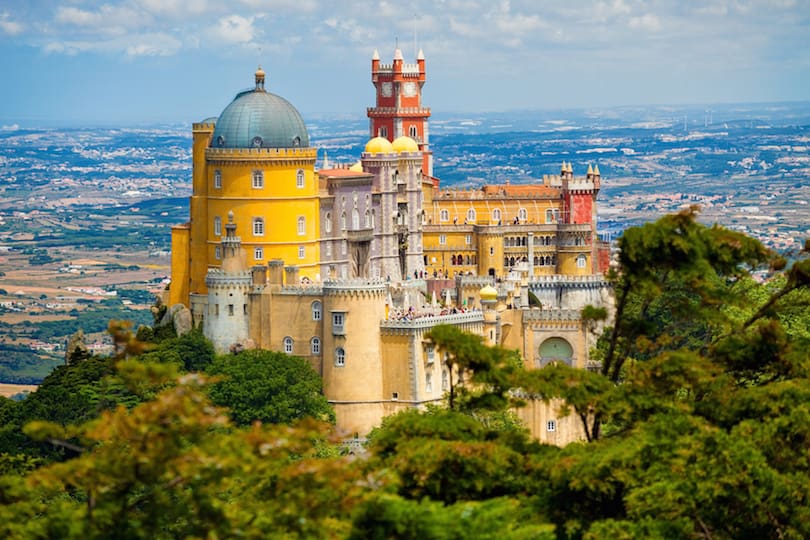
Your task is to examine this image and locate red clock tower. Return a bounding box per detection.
[368,47,433,178]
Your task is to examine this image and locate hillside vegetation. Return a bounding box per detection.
[0,210,807,539]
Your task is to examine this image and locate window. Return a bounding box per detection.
[253,217,265,236]
[426,344,435,364]
[492,208,501,223]
[298,246,305,259]
[352,208,360,230]
[546,209,554,223]
[283,337,293,354]
[365,210,371,228]
[440,209,449,222]
[341,212,347,231]
[409,125,418,138]
[576,254,587,269]
[324,212,332,233]
[442,370,449,391]
[332,312,345,335]
[296,169,305,188]
[489,246,495,255]
[335,347,345,367]
[228,304,234,316]
[311,337,321,355]
[518,207,528,221]
[466,208,476,223]
[214,216,222,236]
[465,234,472,245]
[547,420,556,432]
[371,210,376,229]
[325,243,332,256]
[213,170,222,189]
[214,246,221,260]
[426,372,432,393]
[252,170,264,188]
[254,247,263,260]
[312,301,322,321]
[297,216,306,236]
[380,126,388,138]
[439,234,446,245]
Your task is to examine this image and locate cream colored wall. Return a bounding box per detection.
[381,333,412,401]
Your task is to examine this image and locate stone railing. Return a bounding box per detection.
[381,310,483,330]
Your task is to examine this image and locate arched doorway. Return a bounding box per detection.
[538,337,574,367]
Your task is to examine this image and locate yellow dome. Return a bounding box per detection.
[392,135,419,153]
[364,136,394,154]
[479,285,498,302]
[349,161,363,172]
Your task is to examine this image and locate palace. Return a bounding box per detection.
[168,49,612,444]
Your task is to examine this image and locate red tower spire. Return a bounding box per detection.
[368,47,433,178]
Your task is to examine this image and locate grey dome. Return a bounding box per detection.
[211,89,309,149]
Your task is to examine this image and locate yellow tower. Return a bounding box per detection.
[171,67,320,306]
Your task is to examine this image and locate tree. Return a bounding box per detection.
[206,349,335,426]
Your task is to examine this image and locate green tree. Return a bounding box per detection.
[206,349,335,426]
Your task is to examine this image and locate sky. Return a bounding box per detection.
[0,0,808,126]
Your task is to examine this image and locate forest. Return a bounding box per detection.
[0,209,807,539]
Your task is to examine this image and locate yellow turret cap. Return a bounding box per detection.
[392,135,419,153]
[479,284,498,302]
[364,136,394,154]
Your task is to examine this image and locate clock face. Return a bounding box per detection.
[403,81,417,97]
[381,82,392,97]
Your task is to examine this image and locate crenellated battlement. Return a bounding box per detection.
[205,147,318,161]
[323,278,387,297]
[381,310,483,331]
[529,275,609,288]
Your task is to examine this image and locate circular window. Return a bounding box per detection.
[252,136,263,147]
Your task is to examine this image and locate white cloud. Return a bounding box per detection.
[211,15,256,44]
[0,11,23,35]
[126,33,183,56]
[628,13,661,32]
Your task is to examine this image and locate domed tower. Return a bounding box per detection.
[204,212,252,353]
[174,66,320,307]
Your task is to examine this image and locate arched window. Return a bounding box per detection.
[371,210,376,229]
[311,301,322,321]
[518,207,527,221]
[335,347,345,367]
[253,217,264,236]
[364,209,371,228]
[213,170,222,189]
[545,255,552,266]
[324,212,332,233]
[409,125,418,138]
[283,336,293,354]
[296,169,305,188]
[297,216,305,236]
[492,208,501,223]
[575,236,583,246]
[310,337,321,355]
[440,209,449,222]
[213,216,221,236]
[545,209,554,223]
[451,254,456,265]
[252,170,264,189]
[538,256,545,266]
[425,372,432,393]
[538,337,574,367]
[340,212,347,231]
[576,254,587,268]
[466,208,476,223]
[442,369,449,391]
[352,208,360,230]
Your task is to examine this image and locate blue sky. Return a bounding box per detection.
[1,0,808,126]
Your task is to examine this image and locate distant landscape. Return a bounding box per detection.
[1,101,808,385]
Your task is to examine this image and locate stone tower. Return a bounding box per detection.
[204,212,252,353]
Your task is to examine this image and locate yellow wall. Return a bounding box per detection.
[169,225,190,307]
[182,144,321,297]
